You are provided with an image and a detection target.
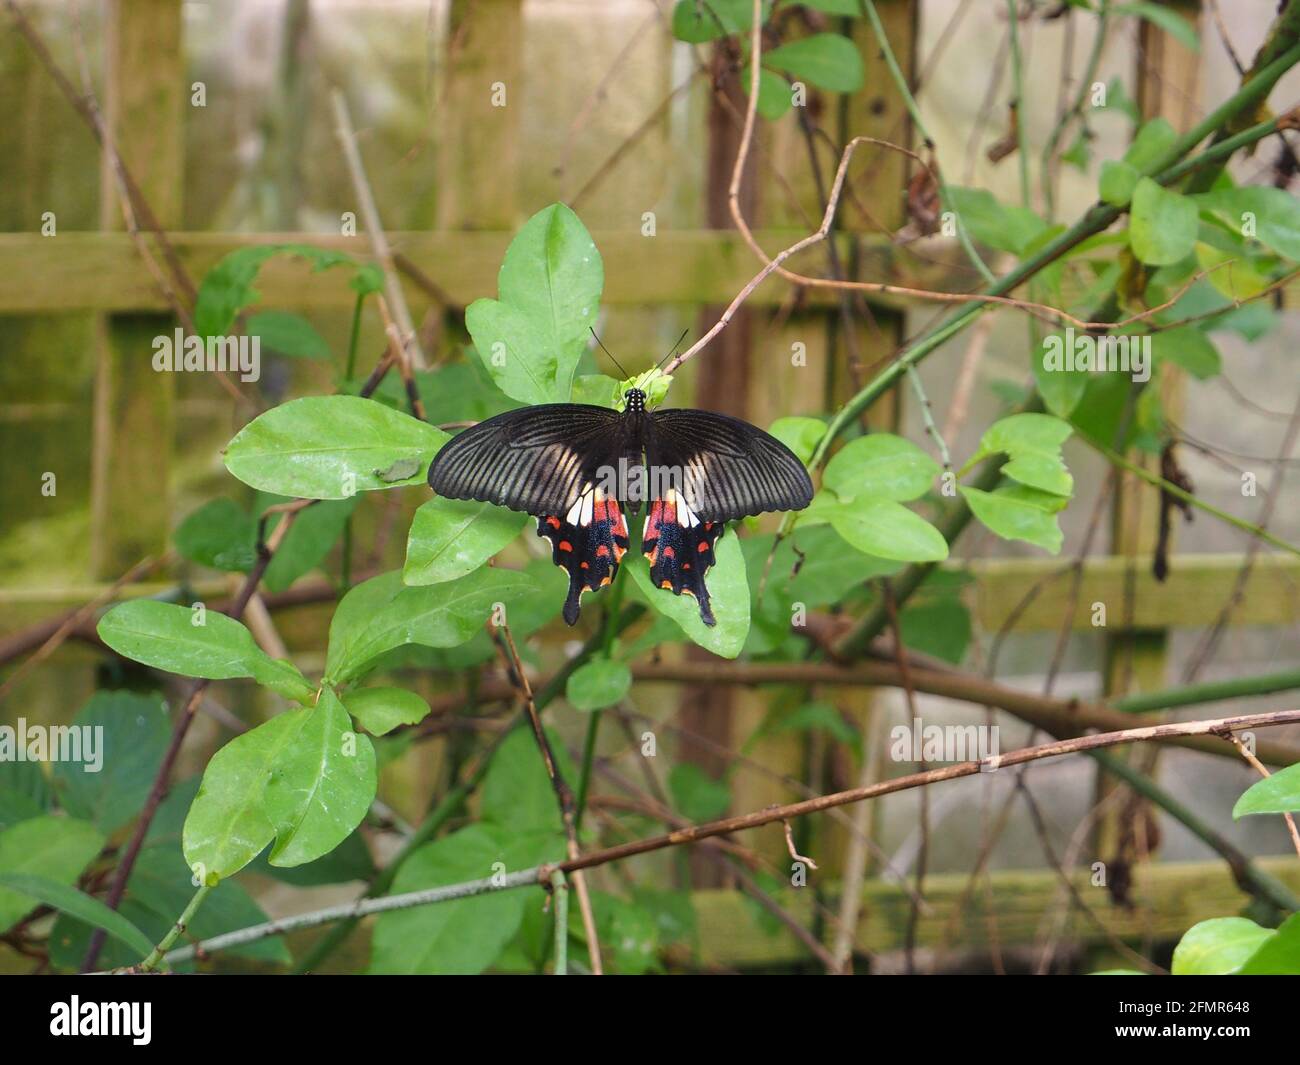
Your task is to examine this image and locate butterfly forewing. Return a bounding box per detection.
[645,408,813,522]
[427,403,624,517]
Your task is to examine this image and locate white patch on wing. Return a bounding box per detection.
[665,488,701,528]
[565,482,596,526]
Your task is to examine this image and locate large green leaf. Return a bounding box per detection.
[368,825,559,975]
[828,497,949,562]
[1171,917,1272,975]
[627,531,750,658]
[97,600,315,702]
[1237,913,1300,975]
[404,497,527,586]
[0,816,104,932]
[1130,177,1198,266]
[324,567,537,684]
[968,412,1074,497]
[52,691,171,835]
[465,204,604,405]
[182,690,376,878]
[1232,761,1300,818]
[224,395,447,500]
[763,33,865,93]
[823,433,940,502]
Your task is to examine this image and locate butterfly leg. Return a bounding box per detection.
[537,489,629,625]
[642,493,724,626]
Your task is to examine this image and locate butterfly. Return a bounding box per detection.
[426,387,813,626]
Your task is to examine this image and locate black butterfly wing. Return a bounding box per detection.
[427,403,633,626]
[640,409,813,626]
[645,408,814,522]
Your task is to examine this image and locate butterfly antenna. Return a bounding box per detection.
[655,328,690,372]
[589,327,631,380]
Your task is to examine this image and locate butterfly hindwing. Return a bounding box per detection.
[641,491,724,627]
[538,488,630,625]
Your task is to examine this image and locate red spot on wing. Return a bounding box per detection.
[545,516,562,529]
[558,540,573,552]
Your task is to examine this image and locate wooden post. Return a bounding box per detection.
[90,0,184,578]
[1094,0,1202,873]
[726,4,918,889]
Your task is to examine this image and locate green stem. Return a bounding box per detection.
[1115,667,1300,715]
[550,870,569,975]
[139,883,212,972]
[1094,441,1300,559]
[1006,0,1031,208]
[344,290,364,381]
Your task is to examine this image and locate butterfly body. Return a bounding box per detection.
[427,388,813,625]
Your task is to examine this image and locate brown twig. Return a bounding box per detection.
[488,621,603,974]
[550,710,1300,879]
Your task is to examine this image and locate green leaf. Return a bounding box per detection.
[900,596,971,665]
[0,816,104,932]
[829,497,949,562]
[571,374,622,408]
[742,65,793,120]
[670,0,770,43]
[465,203,604,404]
[0,872,154,958]
[325,568,537,684]
[342,686,431,736]
[591,892,660,974]
[1232,761,1300,818]
[669,764,731,822]
[1033,335,1090,418]
[195,243,378,340]
[1196,185,1300,261]
[1171,917,1271,975]
[174,498,258,572]
[946,186,1047,255]
[566,659,632,711]
[403,497,527,586]
[970,412,1074,497]
[1113,3,1199,53]
[481,727,579,836]
[97,600,315,701]
[1122,117,1178,173]
[1129,177,1198,266]
[784,526,901,604]
[823,433,939,502]
[182,689,376,878]
[1237,913,1300,975]
[961,484,1065,552]
[246,310,331,360]
[765,701,861,755]
[627,530,750,658]
[768,416,826,465]
[1099,160,1141,207]
[224,395,448,500]
[764,33,865,93]
[1151,325,1221,380]
[799,0,861,13]
[1195,240,1273,300]
[52,691,171,835]
[368,824,557,974]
